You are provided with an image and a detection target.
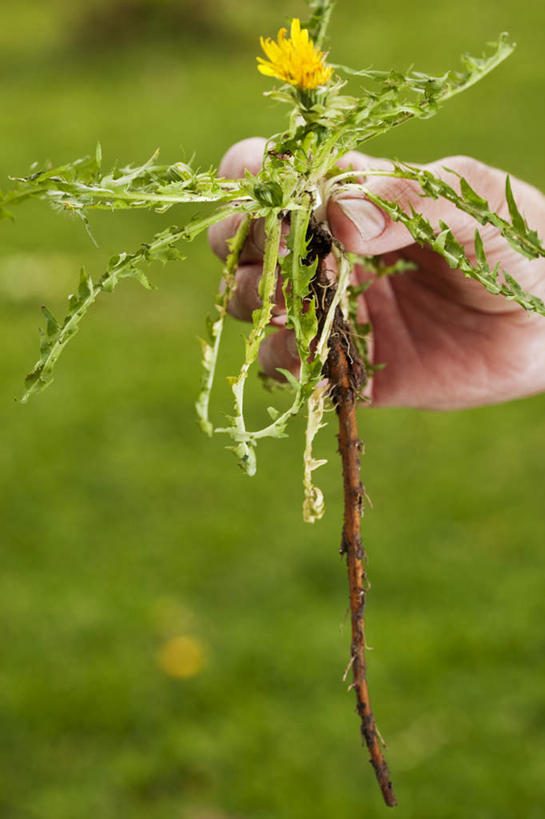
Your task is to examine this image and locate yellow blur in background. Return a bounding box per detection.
[157,636,206,679]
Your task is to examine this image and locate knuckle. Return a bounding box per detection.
[218,137,267,178]
[207,213,243,258]
[227,264,262,322]
[338,150,373,170]
[440,154,484,177]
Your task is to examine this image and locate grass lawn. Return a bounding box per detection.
[1,2,545,817]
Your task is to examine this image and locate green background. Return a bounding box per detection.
[1,1,545,817]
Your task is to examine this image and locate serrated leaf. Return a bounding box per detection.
[303,0,334,48]
[348,162,545,264]
[78,267,94,300]
[364,188,545,315]
[41,306,59,337]
[459,176,489,211]
[505,175,527,234]
[474,230,487,268]
[21,206,243,404]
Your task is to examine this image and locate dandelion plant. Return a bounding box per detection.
[2,0,545,806]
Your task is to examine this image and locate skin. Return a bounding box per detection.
[208,137,545,410]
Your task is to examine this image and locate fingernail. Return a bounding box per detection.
[336,198,386,241]
[271,302,286,317]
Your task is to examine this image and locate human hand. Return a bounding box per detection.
[209,137,545,410]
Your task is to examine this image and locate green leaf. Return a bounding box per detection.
[41,306,59,338]
[0,151,248,225]
[21,206,242,404]
[346,163,545,262]
[474,230,487,268]
[505,175,527,233]
[195,214,251,437]
[302,383,329,523]
[303,0,334,48]
[459,176,489,211]
[253,181,284,208]
[276,368,301,391]
[318,35,515,158]
[364,188,545,315]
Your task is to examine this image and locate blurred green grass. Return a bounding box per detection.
[1,1,545,817]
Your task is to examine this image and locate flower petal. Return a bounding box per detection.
[257,18,332,90]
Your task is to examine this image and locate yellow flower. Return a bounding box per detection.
[157,635,206,679]
[257,18,333,91]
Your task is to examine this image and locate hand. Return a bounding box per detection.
[209,137,545,409]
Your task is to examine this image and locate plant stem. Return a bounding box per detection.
[307,223,396,807]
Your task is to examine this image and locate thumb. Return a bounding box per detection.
[326,153,496,256]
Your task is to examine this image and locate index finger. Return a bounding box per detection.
[208,137,267,262]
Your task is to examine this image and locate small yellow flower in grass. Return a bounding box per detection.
[157,635,206,679]
[257,18,333,91]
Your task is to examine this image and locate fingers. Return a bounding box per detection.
[218,136,267,179]
[208,212,267,264]
[209,137,294,264]
[210,137,295,382]
[326,153,509,256]
[210,137,295,327]
[258,329,301,381]
[208,137,267,262]
[227,263,286,323]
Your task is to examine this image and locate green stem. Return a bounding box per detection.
[196,215,251,436]
[226,210,282,474]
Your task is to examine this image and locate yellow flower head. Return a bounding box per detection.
[257,18,333,91]
[157,635,206,679]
